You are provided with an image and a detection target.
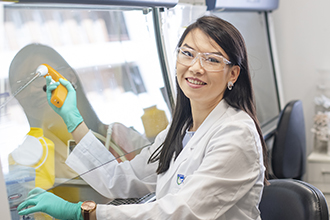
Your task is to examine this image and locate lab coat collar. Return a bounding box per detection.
[156,100,229,196]
[187,99,229,150]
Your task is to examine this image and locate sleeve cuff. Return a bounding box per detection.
[65,130,117,175]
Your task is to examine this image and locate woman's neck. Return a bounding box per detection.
[189,100,219,131]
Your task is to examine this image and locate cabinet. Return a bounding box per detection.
[307,152,330,210]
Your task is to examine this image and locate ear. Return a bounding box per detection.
[229,65,240,84]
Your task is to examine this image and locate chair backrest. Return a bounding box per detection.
[259,179,329,220]
[271,100,306,179]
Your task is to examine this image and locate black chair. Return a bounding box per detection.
[259,179,329,220]
[270,100,306,180]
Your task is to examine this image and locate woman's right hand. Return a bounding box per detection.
[46,76,84,133]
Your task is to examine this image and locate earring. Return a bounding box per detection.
[227,81,233,90]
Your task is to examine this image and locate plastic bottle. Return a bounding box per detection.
[9,127,55,189]
[141,105,168,141]
[7,127,55,220]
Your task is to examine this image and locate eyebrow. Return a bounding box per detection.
[182,43,224,56]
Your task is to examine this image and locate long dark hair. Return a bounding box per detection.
[148,15,268,183]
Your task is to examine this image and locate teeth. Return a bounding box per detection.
[187,78,205,85]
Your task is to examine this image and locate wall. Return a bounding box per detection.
[271,0,330,156]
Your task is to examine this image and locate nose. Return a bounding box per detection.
[188,56,205,74]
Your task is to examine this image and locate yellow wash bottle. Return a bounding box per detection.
[141,105,169,141]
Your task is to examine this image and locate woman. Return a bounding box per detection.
[18,15,268,220]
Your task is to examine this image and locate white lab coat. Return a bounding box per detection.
[66,100,265,220]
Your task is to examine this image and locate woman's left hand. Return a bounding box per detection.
[17,187,83,220]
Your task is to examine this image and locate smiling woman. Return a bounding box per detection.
[176,28,240,118]
[18,15,268,220]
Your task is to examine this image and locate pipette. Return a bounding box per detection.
[0,64,67,109]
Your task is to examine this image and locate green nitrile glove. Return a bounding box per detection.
[17,187,83,220]
[46,76,83,132]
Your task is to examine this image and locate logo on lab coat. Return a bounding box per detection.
[177,174,185,185]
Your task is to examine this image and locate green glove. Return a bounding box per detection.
[46,76,83,132]
[17,187,83,220]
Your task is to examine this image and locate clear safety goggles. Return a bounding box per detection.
[176,47,231,71]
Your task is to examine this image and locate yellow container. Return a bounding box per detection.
[9,127,55,190]
[8,127,55,220]
[141,105,168,140]
[29,127,55,190]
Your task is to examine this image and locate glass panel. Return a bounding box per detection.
[0,4,172,219]
[211,11,280,126]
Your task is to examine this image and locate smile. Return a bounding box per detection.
[186,78,206,85]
